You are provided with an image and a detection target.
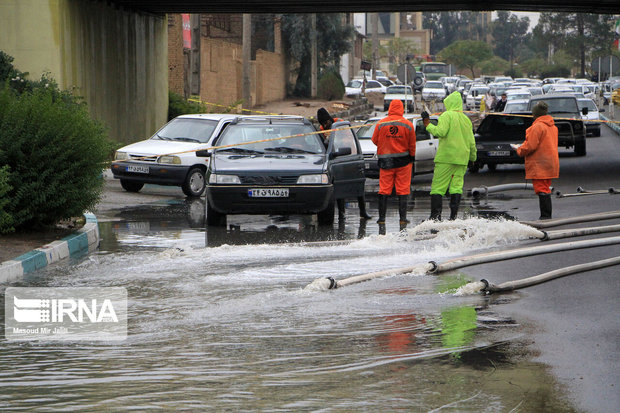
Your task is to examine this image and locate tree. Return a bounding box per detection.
[282,14,356,97]
[423,12,483,55]
[438,40,492,78]
[492,11,530,68]
[478,56,510,75]
[384,38,418,74]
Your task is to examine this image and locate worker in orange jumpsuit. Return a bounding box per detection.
[317,108,372,221]
[512,101,559,219]
[371,100,416,226]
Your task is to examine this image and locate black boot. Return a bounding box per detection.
[377,195,388,224]
[358,196,372,220]
[337,198,346,220]
[449,193,461,220]
[538,193,552,220]
[429,194,443,221]
[398,195,410,225]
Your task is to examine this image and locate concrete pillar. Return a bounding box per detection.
[372,13,378,80]
[190,14,201,96]
[311,14,317,98]
[242,13,251,112]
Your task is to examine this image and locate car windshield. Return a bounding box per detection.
[504,102,529,113]
[531,98,579,114]
[215,123,324,154]
[425,82,443,89]
[422,64,447,74]
[507,93,530,100]
[347,80,363,88]
[356,121,377,139]
[153,118,219,143]
[387,86,412,94]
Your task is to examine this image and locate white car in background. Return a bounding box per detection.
[356,115,440,179]
[506,89,532,102]
[465,85,490,110]
[345,79,386,97]
[422,81,447,102]
[503,99,530,114]
[577,98,602,137]
[112,114,237,197]
[383,85,415,113]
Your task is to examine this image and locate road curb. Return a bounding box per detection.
[0,212,100,284]
[601,114,620,135]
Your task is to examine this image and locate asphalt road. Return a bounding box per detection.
[97,122,620,413]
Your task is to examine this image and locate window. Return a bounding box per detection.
[415,119,438,141]
[332,128,358,155]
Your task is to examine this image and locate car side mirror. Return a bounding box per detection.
[329,147,352,159]
[600,108,605,112]
[196,150,211,157]
[582,107,588,116]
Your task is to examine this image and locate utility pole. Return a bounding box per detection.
[189,14,201,96]
[371,13,378,80]
[311,14,318,98]
[242,14,252,113]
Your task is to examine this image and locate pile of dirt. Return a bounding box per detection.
[252,98,360,119]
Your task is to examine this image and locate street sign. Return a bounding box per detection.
[397,64,415,84]
[591,55,620,75]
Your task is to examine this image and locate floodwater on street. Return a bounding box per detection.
[0,197,578,412]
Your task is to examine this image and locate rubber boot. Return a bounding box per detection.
[337,198,346,220]
[429,194,443,221]
[377,195,388,224]
[358,195,372,220]
[449,193,461,220]
[538,193,552,220]
[398,195,410,225]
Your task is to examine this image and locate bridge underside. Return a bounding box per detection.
[110,0,619,14]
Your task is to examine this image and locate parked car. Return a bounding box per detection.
[465,85,489,110]
[345,79,386,97]
[503,99,530,114]
[506,89,532,102]
[383,85,415,112]
[112,114,237,197]
[421,81,447,101]
[412,71,426,92]
[204,116,365,226]
[577,98,602,137]
[356,115,439,179]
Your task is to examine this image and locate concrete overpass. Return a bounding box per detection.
[0,0,617,144]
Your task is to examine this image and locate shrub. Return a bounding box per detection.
[318,69,345,101]
[0,164,13,234]
[168,91,208,121]
[540,64,571,79]
[0,86,111,230]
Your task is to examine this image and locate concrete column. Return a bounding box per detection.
[242,13,251,112]
[190,14,201,96]
[371,13,378,80]
[311,14,317,98]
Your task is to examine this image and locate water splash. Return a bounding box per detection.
[453,281,486,296]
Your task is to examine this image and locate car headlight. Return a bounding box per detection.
[158,155,182,165]
[115,151,128,161]
[209,174,241,184]
[297,174,329,184]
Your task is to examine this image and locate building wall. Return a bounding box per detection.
[0,0,168,144]
[199,35,285,110]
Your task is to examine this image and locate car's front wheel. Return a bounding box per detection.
[182,167,206,197]
[206,199,226,226]
[120,179,144,193]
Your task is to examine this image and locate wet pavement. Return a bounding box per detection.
[0,122,619,411]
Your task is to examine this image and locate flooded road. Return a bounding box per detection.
[0,197,578,411]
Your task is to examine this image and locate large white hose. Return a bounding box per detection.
[479,256,620,293]
[469,183,533,198]
[521,210,620,229]
[305,235,620,291]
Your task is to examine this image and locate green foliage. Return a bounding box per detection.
[0,165,14,234]
[479,56,510,75]
[438,40,493,78]
[423,12,488,55]
[0,85,111,230]
[540,64,571,79]
[168,91,208,121]
[282,14,356,97]
[504,66,523,78]
[519,58,547,77]
[318,69,345,101]
[492,11,530,64]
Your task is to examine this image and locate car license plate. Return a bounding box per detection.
[127,165,149,174]
[248,188,289,198]
[488,151,510,157]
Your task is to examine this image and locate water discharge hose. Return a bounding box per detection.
[479,256,620,293]
[305,235,620,291]
[521,210,620,229]
[469,183,534,198]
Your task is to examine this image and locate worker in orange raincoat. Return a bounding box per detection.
[317,108,372,221]
[371,100,416,226]
[512,101,559,219]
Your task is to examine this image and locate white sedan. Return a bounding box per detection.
[421,81,447,102]
[345,79,386,97]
